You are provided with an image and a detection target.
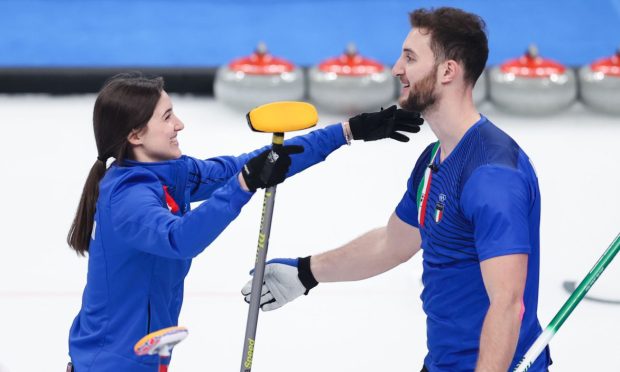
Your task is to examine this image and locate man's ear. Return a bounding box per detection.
[439,60,459,84]
[127,128,143,146]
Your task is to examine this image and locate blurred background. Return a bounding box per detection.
[1,0,619,97]
[0,1,619,371]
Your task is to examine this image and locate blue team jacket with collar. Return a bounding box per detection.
[69,124,346,371]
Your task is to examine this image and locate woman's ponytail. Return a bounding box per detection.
[67,159,107,255]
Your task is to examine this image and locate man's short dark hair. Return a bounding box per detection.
[410,7,488,86]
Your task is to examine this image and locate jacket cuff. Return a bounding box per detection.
[297,255,319,294]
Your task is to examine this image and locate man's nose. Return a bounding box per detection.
[391,59,403,77]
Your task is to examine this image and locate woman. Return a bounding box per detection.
[66,72,422,371]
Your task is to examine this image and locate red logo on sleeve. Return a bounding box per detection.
[163,185,180,214]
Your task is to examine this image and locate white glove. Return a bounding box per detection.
[241,257,318,311]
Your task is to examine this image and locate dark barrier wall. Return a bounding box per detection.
[1,0,619,93]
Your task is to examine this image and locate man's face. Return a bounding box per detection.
[392,28,439,113]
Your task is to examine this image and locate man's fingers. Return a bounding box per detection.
[243,287,274,305]
[260,291,274,306]
[241,280,253,296]
[261,300,284,312]
[241,280,271,296]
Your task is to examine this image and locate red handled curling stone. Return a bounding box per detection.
[489,45,577,115]
[308,43,395,114]
[214,42,304,111]
[473,69,487,105]
[578,48,620,115]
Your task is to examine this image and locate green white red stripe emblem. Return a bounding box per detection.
[434,204,444,223]
[417,142,440,227]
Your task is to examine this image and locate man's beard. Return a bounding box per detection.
[400,65,439,113]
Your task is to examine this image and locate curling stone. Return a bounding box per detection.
[473,69,487,105]
[489,45,577,115]
[308,43,395,114]
[214,42,304,111]
[579,48,620,115]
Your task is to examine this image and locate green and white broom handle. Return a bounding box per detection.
[514,233,620,372]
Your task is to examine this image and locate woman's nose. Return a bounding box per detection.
[175,117,185,131]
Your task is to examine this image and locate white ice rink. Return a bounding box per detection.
[0,95,618,371]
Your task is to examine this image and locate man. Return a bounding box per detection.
[242,7,551,372]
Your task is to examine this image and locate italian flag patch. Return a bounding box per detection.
[434,202,444,223]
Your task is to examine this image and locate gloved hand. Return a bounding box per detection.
[348,105,423,142]
[241,145,304,192]
[241,256,318,311]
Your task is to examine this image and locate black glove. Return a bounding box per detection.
[242,145,304,192]
[348,105,424,142]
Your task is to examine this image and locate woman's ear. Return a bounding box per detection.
[127,128,143,146]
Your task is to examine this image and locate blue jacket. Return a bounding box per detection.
[69,124,346,371]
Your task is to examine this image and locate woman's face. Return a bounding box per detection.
[128,90,185,162]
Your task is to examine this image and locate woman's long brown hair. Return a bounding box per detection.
[67,73,163,255]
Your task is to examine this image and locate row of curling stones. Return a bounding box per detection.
[215,43,398,114]
[484,44,620,115]
[215,43,620,115]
